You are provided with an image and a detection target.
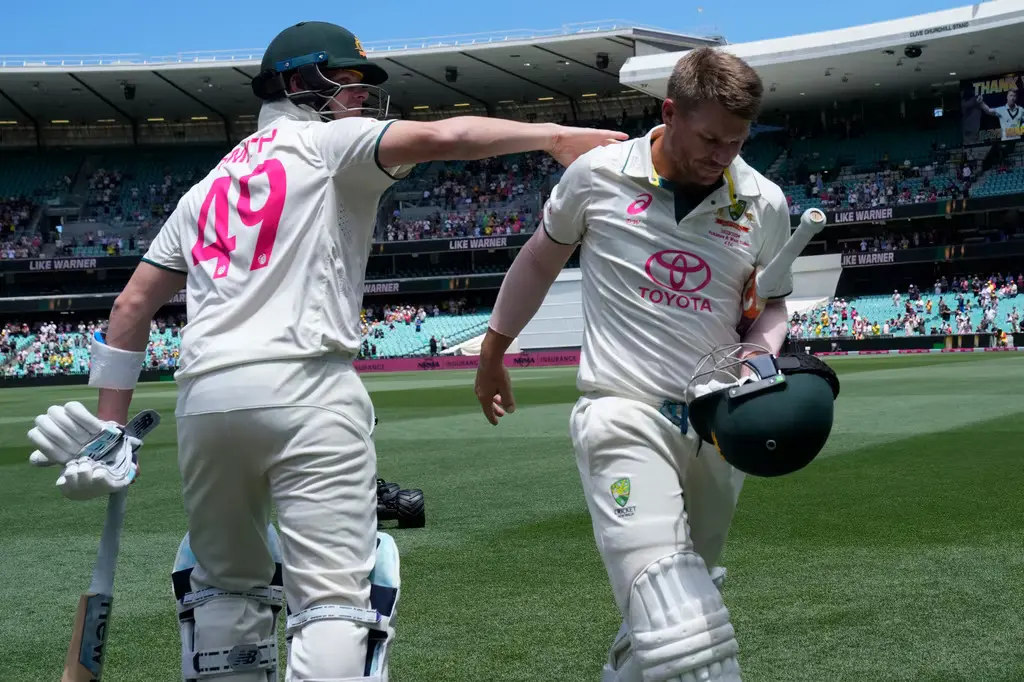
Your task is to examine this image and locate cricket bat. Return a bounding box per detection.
[737,207,827,336]
[62,409,161,682]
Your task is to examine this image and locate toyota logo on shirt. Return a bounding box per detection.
[644,250,711,292]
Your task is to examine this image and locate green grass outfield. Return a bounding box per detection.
[1,352,1023,681]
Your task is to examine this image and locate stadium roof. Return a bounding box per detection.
[0,22,718,126]
[622,0,1024,108]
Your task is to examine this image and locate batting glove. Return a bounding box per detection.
[27,401,142,501]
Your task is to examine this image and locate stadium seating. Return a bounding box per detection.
[968,167,1024,197]
[362,311,491,357]
[0,323,183,377]
[0,305,496,375]
[779,123,962,177]
[83,146,223,225]
[0,150,80,201]
[4,114,1022,247]
[792,278,1022,339]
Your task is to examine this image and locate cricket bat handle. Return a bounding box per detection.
[61,490,127,682]
[61,409,158,682]
[757,208,827,295]
[738,208,827,335]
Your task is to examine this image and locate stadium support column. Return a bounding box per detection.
[568,99,579,124]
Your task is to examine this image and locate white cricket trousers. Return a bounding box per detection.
[569,393,745,616]
[175,356,376,681]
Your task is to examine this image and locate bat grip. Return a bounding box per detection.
[757,222,820,295]
[88,489,128,596]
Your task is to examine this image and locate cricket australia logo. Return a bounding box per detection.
[728,199,747,221]
[610,478,636,518]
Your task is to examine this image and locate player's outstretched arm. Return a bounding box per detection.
[377,118,627,169]
[95,262,186,425]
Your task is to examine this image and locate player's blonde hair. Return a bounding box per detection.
[666,47,763,121]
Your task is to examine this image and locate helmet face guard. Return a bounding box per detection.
[252,49,391,121]
[687,344,841,478]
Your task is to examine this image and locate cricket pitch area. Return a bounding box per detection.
[2,352,1022,681]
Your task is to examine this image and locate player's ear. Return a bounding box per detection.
[662,99,676,126]
[287,72,305,94]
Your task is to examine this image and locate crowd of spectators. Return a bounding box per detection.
[0,298,487,377]
[0,316,184,377]
[52,230,149,257]
[0,198,43,259]
[358,298,474,359]
[84,163,203,227]
[790,273,1023,341]
[839,228,943,255]
[379,152,559,241]
[786,163,972,216]
[1,108,1024,256]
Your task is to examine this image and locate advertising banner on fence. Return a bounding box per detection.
[353,350,581,373]
[841,251,896,268]
[815,347,1022,357]
[371,233,529,256]
[360,274,505,296]
[789,201,950,228]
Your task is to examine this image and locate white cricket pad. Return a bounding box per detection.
[602,620,643,682]
[628,551,741,682]
[88,331,147,390]
[172,524,284,681]
[603,566,729,682]
[284,531,401,680]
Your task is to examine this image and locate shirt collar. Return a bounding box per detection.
[258,98,323,129]
[621,124,762,202]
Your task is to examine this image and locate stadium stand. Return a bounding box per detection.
[5,268,1018,375]
[7,121,1024,250]
[0,298,496,375]
[790,273,1023,340]
[2,73,1024,367]
[359,300,490,358]
[0,318,185,377]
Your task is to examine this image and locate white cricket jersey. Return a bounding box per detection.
[142,99,413,380]
[541,125,794,405]
[992,105,1023,141]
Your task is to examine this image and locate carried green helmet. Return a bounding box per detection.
[686,345,840,478]
[252,21,389,118]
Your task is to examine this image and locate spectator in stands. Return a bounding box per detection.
[0,316,185,377]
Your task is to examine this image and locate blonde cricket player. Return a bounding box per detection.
[23,20,626,682]
[977,86,1023,142]
[474,48,793,681]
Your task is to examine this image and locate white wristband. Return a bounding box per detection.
[88,332,147,390]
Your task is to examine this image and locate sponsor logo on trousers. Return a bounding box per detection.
[637,286,714,312]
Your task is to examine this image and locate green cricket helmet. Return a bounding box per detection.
[252,21,390,119]
[686,344,840,478]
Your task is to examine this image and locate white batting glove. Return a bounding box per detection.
[27,401,142,501]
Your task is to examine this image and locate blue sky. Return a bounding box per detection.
[2,0,967,57]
